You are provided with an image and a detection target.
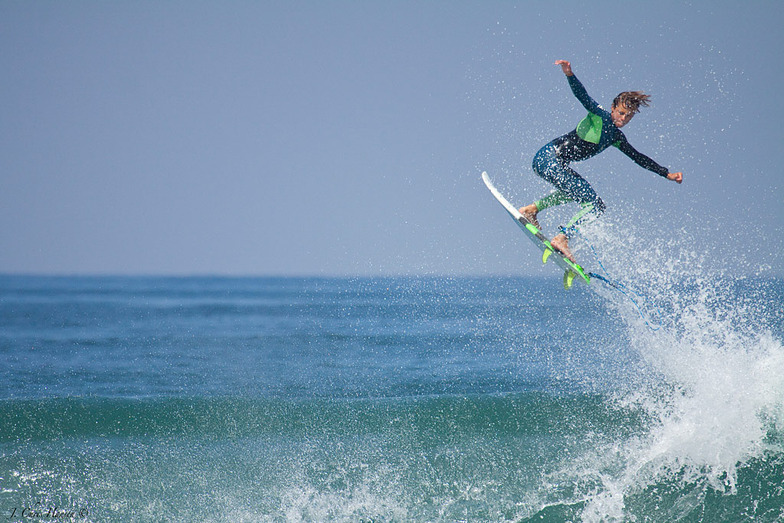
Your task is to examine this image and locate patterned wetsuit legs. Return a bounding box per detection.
[531,142,606,237]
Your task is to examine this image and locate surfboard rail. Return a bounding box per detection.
[481,171,590,289]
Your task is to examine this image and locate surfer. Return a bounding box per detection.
[519,59,683,263]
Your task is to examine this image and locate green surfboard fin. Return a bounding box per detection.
[563,270,576,290]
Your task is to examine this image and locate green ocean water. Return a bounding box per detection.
[1,275,783,521]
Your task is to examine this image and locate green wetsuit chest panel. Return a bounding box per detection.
[575,112,603,144]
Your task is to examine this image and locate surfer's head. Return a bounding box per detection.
[611,91,651,128]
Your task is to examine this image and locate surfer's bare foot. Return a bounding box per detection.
[518,204,541,230]
[550,234,576,263]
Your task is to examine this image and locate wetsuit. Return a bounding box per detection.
[533,74,669,237]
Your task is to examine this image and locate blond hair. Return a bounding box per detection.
[613,91,651,114]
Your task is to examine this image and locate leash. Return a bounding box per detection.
[577,231,664,332]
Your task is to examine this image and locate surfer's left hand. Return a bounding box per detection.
[667,172,683,184]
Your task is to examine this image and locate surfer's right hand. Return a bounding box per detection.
[555,60,573,76]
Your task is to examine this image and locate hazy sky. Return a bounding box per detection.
[2,1,782,277]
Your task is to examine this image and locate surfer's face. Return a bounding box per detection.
[611,103,634,128]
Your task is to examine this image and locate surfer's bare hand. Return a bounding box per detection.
[555,60,573,76]
[667,172,683,184]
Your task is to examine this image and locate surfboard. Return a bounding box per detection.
[481,171,590,289]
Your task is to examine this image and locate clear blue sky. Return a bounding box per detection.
[1,1,782,276]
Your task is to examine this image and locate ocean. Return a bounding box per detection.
[1,273,783,522]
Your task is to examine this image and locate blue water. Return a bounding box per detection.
[1,274,783,521]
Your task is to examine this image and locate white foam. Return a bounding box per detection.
[574,214,784,521]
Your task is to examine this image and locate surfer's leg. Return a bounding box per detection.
[561,199,606,236]
[548,200,603,264]
[517,203,541,229]
[522,144,572,226]
[549,233,575,263]
[550,193,605,264]
[519,191,572,230]
[531,143,592,211]
[541,161,605,238]
[535,191,572,210]
[531,142,564,187]
[530,144,605,262]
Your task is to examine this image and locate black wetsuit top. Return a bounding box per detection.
[555,74,669,178]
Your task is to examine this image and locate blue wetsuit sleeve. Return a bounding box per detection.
[615,134,669,177]
[567,74,603,115]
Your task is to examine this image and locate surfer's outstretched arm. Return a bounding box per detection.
[554,60,603,115]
